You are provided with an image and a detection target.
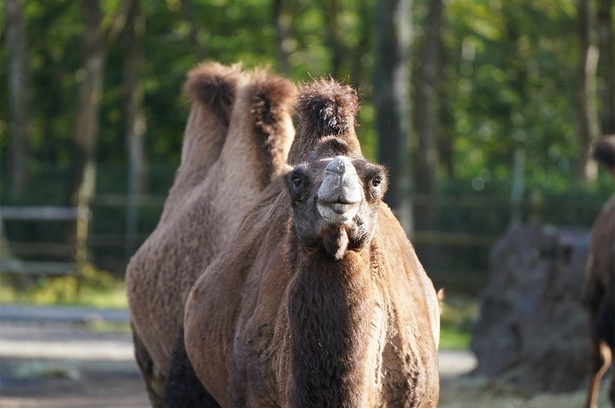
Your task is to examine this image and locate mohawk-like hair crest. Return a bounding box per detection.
[297,78,360,136]
[289,78,362,163]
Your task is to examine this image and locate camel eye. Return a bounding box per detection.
[372,175,382,187]
[292,176,302,187]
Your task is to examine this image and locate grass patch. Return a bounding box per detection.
[439,292,478,349]
[87,320,132,333]
[0,263,127,309]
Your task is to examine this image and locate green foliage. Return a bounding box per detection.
[1,0,612,296]
[0,263,128,308]
[439,292,477,349]
[1,0,609,188]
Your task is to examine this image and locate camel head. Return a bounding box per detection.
[285,136,388,260]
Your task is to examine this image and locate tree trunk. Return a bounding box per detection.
[374,0,413,235]
[182,0,206,62]
[320,0,346,79]
[574,0,599,183]
[6,0,31,197]
[596,0,614,135]
[350,0,373,89]
[64,0,133,268]
[414,0,443,232]
[65,0,106,208]
[124,0,146,259]
[273,0,292,73]
[65,0,134,207]
[436,8,454,178]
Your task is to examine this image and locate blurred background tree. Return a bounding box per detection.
[0,0,613,294]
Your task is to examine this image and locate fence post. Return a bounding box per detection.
[75,198,92,293]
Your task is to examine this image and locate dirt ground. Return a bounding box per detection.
[0,318,612,408]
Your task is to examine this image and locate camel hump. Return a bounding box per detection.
[248,71,296,135]
[290,79,361,163]
[592,135,615,170]
[183,62,243,127]
[245,71,297,183]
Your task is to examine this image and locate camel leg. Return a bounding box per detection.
[131,324,166,407]
[586,292,614,408]
[164,331,220,408]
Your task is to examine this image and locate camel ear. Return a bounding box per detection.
[437,288,445,315]
[183,62,243,127]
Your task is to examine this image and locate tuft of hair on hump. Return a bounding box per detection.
[297,78,360,137]
[249,69,297,138]
[247,69,297,184]
[183,62,243,127]
[289,78,361,163]
[592,135,615,169]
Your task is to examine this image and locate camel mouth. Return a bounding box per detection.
[317,200,360,223]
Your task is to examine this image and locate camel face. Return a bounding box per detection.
[286,137,387,259]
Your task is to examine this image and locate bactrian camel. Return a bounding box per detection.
[126,63,296,406]
[184,79,441,407]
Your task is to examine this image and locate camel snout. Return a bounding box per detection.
[319,156,362,204]
[317,157,362,223]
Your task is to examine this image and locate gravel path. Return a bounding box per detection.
[0,305,476,407]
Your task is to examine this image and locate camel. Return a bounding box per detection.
[184,79,441,407]
[125,63,296,406]
[584,135,615,407]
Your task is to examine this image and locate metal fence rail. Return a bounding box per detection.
[0,206,90,276]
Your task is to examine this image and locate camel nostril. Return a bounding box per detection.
[325,156,351,176]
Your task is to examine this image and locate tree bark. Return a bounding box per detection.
[374,0,413,235]
[6,0,31,197]
[574,0,599,183]
[124,0,146,258]
[596,0,614,135]
[414,0,443,231]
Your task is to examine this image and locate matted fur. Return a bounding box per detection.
[126,63,296,406]
[184,78,440,407]
[583,135,615,407]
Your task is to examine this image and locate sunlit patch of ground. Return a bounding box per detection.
[439,374,613,408]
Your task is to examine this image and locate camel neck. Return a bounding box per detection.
[286,248,373,407]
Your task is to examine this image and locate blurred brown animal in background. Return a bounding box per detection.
[583,135,615,407]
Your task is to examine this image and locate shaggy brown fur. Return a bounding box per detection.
[125,63,296,406]
[184,79,440,407]
[583,135,615,407]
